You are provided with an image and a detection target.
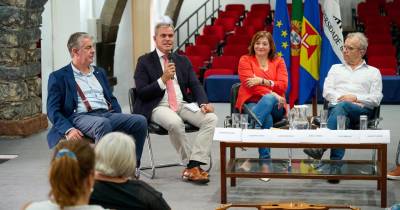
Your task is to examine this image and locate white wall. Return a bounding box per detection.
[113,0,134,107]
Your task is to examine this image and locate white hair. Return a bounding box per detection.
[95,132,136,178]
[154,15,174,35]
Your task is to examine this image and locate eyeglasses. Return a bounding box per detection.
[343,45,361,51]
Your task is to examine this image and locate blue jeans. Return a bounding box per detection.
[327,102,373,160]
[246,94,285,159]
[70,109,148,166]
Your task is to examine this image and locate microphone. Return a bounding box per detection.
[168,51,175,80]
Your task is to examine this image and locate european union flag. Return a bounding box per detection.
[273,0,291,95]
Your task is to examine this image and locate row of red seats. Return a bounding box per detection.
[357,0,400,26]
[356,1,400,75]
[185,3,273,80]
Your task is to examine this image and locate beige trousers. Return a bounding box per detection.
[151,103,218,164]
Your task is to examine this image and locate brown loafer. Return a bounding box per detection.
[388,166,400,180]
[199,167,209,177]
[182,167,209,184]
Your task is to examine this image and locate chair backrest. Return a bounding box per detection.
[230,83,241,114]
[211,55,239,73]
[195,34,220,51]
[214,17,236,33]
[203,25,225,41]
[225,4,245,15]
[223,44,249,57]
[128,88,136,114]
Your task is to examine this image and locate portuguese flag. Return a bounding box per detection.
[289,0,303,107]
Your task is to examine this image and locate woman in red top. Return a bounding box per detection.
[235,31,288,159]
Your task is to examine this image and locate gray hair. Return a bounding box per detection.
[67,32,93,57]
[154,16,174,35]
[346,32,368,51]
[95,132,136,178]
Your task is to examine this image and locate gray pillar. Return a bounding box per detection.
[0,0,48,137]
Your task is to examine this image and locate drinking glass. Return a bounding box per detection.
[232,113,241,128]
[320,109,328,129]
[360,115,368,130]
[240,114,249,129]
[337,115,346,130]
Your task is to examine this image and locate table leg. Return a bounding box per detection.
[377,147,382,191]
[230,146,236,187]
[381,145,387,208]
[220,142,227,204]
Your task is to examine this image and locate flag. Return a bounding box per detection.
[289,0,303,107]
[273,0,291,96]
[298,0,321,104]
[319,0,344,90]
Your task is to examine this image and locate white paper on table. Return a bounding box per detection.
[266,129,303,143]
[359,130,390,144]
[330,130,361,144]
[297,129,336,144]
[213,127,242,142]
[241,129,302,143]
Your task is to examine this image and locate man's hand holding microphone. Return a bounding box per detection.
[161,53,175,83]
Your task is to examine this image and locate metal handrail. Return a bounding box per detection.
[174,0,221,52]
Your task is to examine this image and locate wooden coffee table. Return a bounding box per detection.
[219,141,387,207]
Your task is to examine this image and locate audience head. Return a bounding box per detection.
[49,140,95,208]
[343,32,368,65]
[248,31,276,60]
[153,16,174,54]
[95,132,136,178]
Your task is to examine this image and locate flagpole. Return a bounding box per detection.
[312,88,317,117]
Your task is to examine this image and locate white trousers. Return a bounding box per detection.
[151,103,218,164]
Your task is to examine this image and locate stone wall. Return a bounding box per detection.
[0,0,48,136]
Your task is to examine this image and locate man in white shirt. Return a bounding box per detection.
[304,32,383,164]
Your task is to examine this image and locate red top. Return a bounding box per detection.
[235,55,288,110]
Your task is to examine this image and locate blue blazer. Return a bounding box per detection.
[46,64,121,148]
[133,50,208,120]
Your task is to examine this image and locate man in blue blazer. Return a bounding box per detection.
[134,20,218,184]
[47,32,147,167]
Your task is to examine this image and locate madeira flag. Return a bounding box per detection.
[272,0,291,95]
[298,0,321,104]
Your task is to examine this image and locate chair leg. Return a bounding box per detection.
[139,134,156,179]
[396,140,400,166]
[139,133,184,179]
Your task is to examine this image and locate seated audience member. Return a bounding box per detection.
[23,140,104,210]
[235,31,288,160]
[304,32,383,183]
[133,18,217,184]
[46,32,147,168]
[90,132,171,210]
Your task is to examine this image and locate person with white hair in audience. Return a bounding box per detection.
[89,132,170,210]
[23,140,105,210]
